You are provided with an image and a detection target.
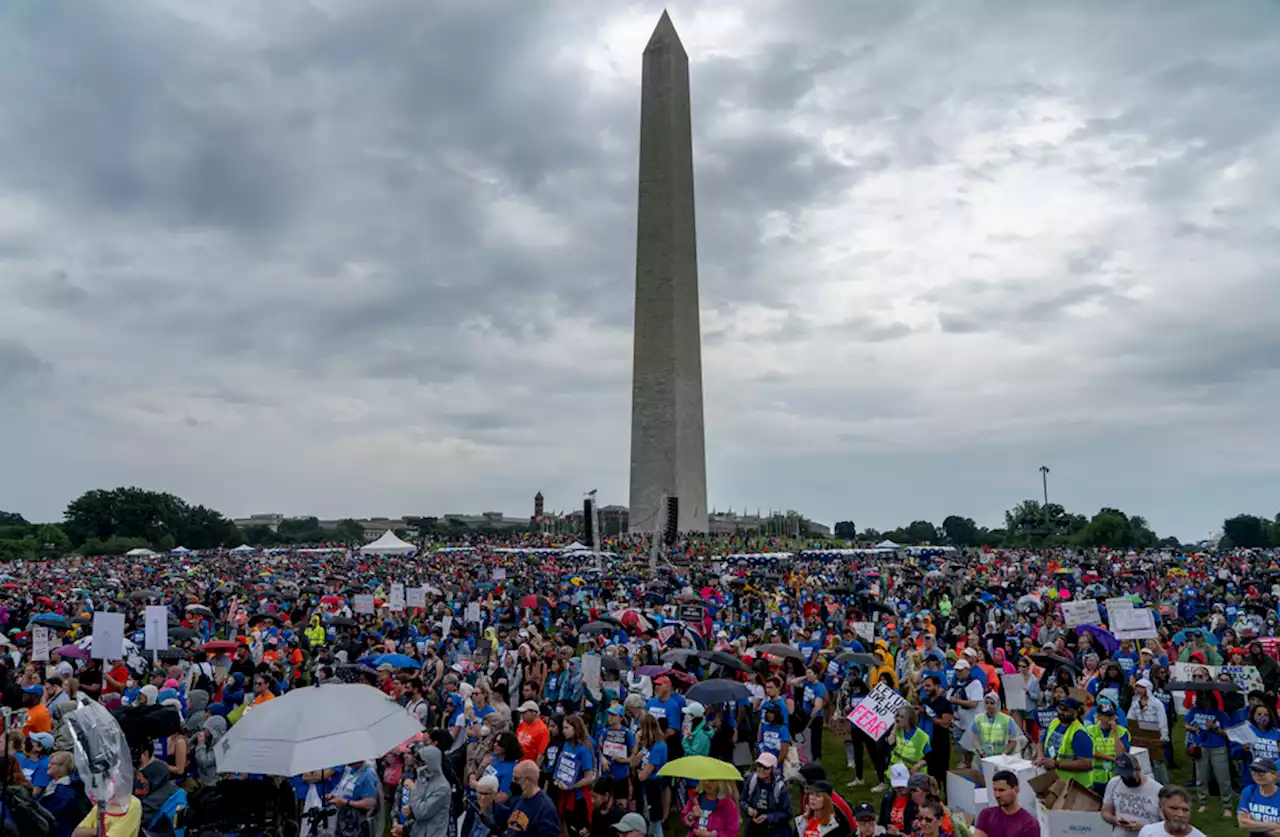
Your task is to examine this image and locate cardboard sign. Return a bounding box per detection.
[1170,661,1261,693]
[678,604,705,625]
[389,583,405,612]
[144,605,170,650]
[353,594,375,615]
[1002,673,1028,711]
[31,627,51,663]
[1104,597,1133,625]
[1112,608,1157,640]
[1061,600,1099,628]
[90,612,126,661]
[406,587,427,609]
[465,602,482,624]
[492,568,507,581]
[441,615,453,635]
[581,653,603,699]
[847,682,907,740]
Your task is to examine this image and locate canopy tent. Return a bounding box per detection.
[359,530,416,556]
[230,544,257,553]
[124,548,157,557]
[169,546,192,554]
[874,539,901,549]
[560,542,590,552]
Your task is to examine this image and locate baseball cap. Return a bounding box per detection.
[1058,697,1081,711]
[1135,678,1154,690]
[683,700,705,718]
[22,685,43,697]
[1096,703,1116,716]
[28,732,54,750]
[890,763,910,788]
[613,812,649,833]
[907,773,932,791]
[756,752,778,768]
[1113,754,1136,778]
[954,660,971,670]
[1251,757,1278,773]
[963,647,978,658]
[653,675,671,685]
[853,802,877,820]
[518,700,540,713]
[607,705,626,716]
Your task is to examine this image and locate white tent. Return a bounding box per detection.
[125,547,157,557]
[874,539,901,549]
[230,544,257,553]
[170,546,191,554]
[560,542,590,552]
[360,530,416,556]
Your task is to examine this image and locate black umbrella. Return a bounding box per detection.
[580,621,615,635]
[600,656,626,673]
[185,605,214,618]
[157,649,189,661]
[1169,681,1243,693]
[685,678,751,705]
[755,643,804,660]
[249,612,280,625]
[71,616,92,626]
[129,590,160,602]
[698,650,752,673]
[169,627,199,640]
[661,649,698,665]
[329,616,357,629]
[1031,653,1080,674]
[334,664,377,684]
[834,652,880,669]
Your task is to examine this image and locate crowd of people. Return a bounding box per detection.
[0,534,1276,837]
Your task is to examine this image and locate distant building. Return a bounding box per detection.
[533,492,545,522]
[442,511,531,531]
[599,505,629,536]
[232,513,285,532]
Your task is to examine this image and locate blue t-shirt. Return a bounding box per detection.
[505,786,561,836]
[1237,729,1280,787]
[642,739,668,784]
[16,754,49,788]
[645,695,686,731]
[758,722,791,758]
[598,727,635,780]
[1041,723,1093,761]
[552,742,594,799]
[1185,708,1230,748]
[486,759,517,795]
[800,682,828,718]
[1239,783,1280,823]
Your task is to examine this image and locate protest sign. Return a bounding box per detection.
[847,682,907,740]
[492,568,507,581]
[406,587,427,609]
[1061,600,1100,628]
[581,653,603,699]
[389,583,405,612]
[441,615,453,635]
[853,622,874,644]
[91,612,126,661]
[473,644,490,672]
[1002,673,1028,711]
[1112,607,1158,640]
[1105,597,1133,625]
[144,605,170,650]
[31,627,51,663]
[354,594,375,615]
[465,602,482,624]
[1170,661,1261,693]
[678,604,706,625]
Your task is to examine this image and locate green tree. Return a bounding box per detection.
[833,521,857,540]
[276,516,326,543]
[331,519,367,543]
[941,515,982,547]
[1222,514,1272,549]
[241,525,279,546]
[903,520,939,544]
[63,487,237,550]
[0,511,27,526]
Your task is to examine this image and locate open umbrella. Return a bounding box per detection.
[329,616,358,629]
[600,656,625,673]
[366,654,421,670]
[129,590,160,602]
[520,594,554,609]
[55,644,90,660]
[1169,681,1243,693]
[215,683,423,776]
[755,643,804,660]
[29,614,69,630]
[698,650,752,673]
[201,640,239,653]
[660,649,698,665]
[657,756,742,782]
[185,604,214,618]
[833,652,880,669]
[1076,624,1119,654]
[580,621,616,635]
[685,678,751,705]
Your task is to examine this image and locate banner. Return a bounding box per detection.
[1170,661,1261,693]
[1105,597,1133,626]
[847,682,907,740]
[1061,600,1100,628]
[31,626,51,663]
[406,587,427,609]
[353,594,375,615]
[1112,607,1158,640]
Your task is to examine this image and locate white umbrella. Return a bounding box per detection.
[215,683,421,776]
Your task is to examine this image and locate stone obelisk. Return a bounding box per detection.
[628,11,708,534]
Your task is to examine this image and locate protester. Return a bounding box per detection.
[1101,754,1163,837]
[973,770,1037,837]
[1137,786,1205,837]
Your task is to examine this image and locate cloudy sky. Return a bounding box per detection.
[1,1,1277,540]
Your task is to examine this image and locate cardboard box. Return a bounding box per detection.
[946,768,990,817]
[1129,746,1153,776]
[1029,771,1107,837]
[980,755,1043,816]
[1129,725,1164,762]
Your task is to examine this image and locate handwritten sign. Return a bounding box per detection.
[1112,607,1157,640]
[388,583,405,612]
[1061,600,1100,628]
[1171,662,1261,693]
[847,682,907,740]
[31,627,51,662]
[406,587,426,609]
[353,594,375,615]
[1105,597,1133,626]
[144,605,170,650]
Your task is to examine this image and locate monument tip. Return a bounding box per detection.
[645,9,686,54]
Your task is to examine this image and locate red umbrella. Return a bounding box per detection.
[201,640,239,653]
[520,595,554,609]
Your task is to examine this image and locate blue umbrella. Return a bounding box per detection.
[1172,628,1219,646]
[29,613,69,630]
[367,653,422,670]
[1077,624,1119,654]
[685,678,751,706]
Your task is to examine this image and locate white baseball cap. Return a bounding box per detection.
[890,763,910,788]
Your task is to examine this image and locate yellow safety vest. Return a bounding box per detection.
[1043,719,1091,785]
[1088,724,1124,787]
[891,727,930,766]
[974,713,1011,757]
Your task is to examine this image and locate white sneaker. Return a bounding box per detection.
[847,778,865,787]
[871,782,889,793]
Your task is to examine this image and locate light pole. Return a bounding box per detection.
[1039,466,1051,533]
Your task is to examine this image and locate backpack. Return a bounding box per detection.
[2,785,55,837]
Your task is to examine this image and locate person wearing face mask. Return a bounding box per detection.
[405,745,452,837]
[1235,705,1280,791]
[1102,754,1162,837]
[503,759,562,837]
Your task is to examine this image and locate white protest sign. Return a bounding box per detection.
[389,583,405,612]
[581,653,603,700]
[144,605,170,650]
[90,612,126,661]
[1170,662,1262,693]
[1112,607,1158,640]
[1061,600,1100,628]
[441,615,453,635]
[1105,597,1133,618]
[492,568,507,581]
[1001,673,1028,711]
[853,622,874,644]
[406,587,427,609]
[465,603,482,624]
[31,627,51,662]
[353,594,375,615]
[847,682,907,740]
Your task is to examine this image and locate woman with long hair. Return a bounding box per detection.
[633,713,670,834]
[1184,668,1234,817]
[551,714,596,837]
[680,778,740,837]
[795,780,850,837]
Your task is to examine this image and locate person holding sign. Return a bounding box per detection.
[889,706,931,774]
[550,714,596,837]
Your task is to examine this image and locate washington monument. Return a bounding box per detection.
[628,11,708,534]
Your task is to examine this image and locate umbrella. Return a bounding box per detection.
[610,610,653,632]
[249,612,280,625]
[201,640,239,653]
[1076,624,1119,654]
[660,649,698,665]
[657,756,742,782]
[833,652,880,668]
[580,621,616,635]
[29,614,69,630]
[755,643,804,660]
[685,678,751,705]
[1169,681,1243,693]
[215,683,423,776]
[185,605,214,618]
[168,627,200,641]
[71,616,92,626]
[55,644,90,660]
[367,654,421,671]
[129,590,160,602]
[157,649,189,661]
[698,650,752,673]
[600,656,625,673]
[520,595,554,609]
[635,665,670,678]
[334,664,378,684]
[329,616,358,629]
[1172,629,1219,646]
[1031,653,1080,674]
